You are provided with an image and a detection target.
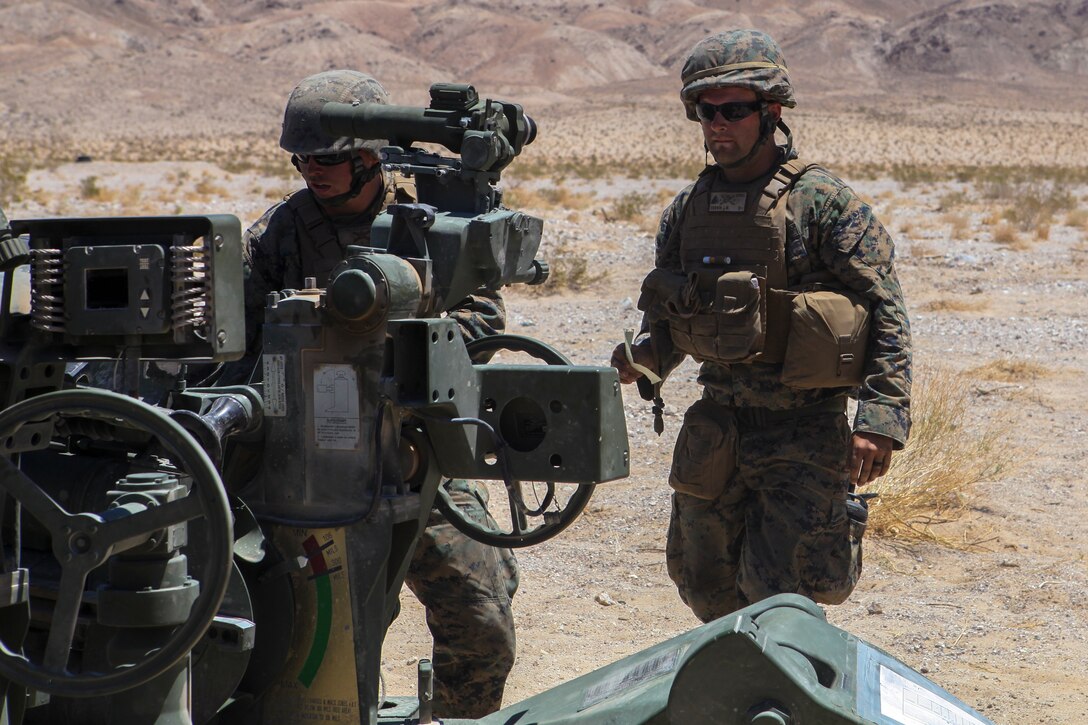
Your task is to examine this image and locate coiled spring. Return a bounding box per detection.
[171,242,210,330]
[29,248,64,333]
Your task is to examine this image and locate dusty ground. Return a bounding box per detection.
[6,152,1087,723]
[380,175,1088,723]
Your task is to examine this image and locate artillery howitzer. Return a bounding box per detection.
[0,85,993,725]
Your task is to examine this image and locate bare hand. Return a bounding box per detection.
[609,341,655,385]
[851,431,894,487]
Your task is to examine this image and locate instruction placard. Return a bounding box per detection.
[263,354,287,417]
[312,364,359,450]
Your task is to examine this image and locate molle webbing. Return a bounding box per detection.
[675,159,811,364]
[285,189,343,286]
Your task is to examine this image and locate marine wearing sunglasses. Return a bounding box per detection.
[694,100,765,124]
[291,151,355,168]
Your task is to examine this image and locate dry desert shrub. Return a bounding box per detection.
[936,190,970,211]
[966,358,1052,383]
[896,218,919,238]
[999,183,1076,235]
[919,297,989,313]
[906,240,939,258]
[867,367,1009,544]
[991,222,1027,249]
[503,184,594,212]
[192,172,230,200]
[598,191,661,233]
[79,176,114,202]
[1065,207,1088,229]
[940,212,971,239]
[529,239,607,295]
[0,155,30,204]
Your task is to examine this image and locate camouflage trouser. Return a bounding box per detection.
[404,479,519,718]
[666,401,859,623]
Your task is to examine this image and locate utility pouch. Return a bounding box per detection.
[781,287,870,388]
[668,399,738,499]
[665,271,764,364]
[637,269,687,319]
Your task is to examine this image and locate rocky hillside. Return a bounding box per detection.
[0,0,1085,141]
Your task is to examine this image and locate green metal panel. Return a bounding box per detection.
[443,594,995,725]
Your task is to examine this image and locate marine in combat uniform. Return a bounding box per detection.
[244,70,518,718]
[611,30,912,622]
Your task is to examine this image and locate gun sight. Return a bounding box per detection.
[320,82,535,173]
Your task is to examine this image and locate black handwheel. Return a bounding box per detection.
[0,389,233,697]
[435,334,595,548]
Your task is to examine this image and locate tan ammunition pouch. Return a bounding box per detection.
[640,268,794,365]
[668,399,737,499]
[780,280,869,389]
[670,269,763,363]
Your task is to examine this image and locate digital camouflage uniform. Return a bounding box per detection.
[243,177,519,718]
[645,30,912,624]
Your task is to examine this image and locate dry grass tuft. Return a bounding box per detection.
[530,239,608,295]
[940,212,971,239]
[503,184,595,211]
[919,297,989,313]
[1066,208,1088,229]
[966,358,1052,383]
[991,222,1027,249]
[77,175,119,203]
[998,183,1076,236]
[868,367,1010,544]
[598,192,661,234]
[906,240,938,258]
[0,155,30,204]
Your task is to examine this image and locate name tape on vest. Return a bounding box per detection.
[709,191,747,213]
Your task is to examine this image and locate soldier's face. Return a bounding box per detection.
[698,87,779,167]
[296,150,376,201]
[296,152,353,200]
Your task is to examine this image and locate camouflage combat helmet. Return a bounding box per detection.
[680,29,796,122]
[280,70,389,156]
[281,70,388,206]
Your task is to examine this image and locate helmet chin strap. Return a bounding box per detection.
[316,155,381,209]
[777,119,796,160]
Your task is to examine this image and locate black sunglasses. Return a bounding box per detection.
[695,100,764,124]
[291,151,354,167]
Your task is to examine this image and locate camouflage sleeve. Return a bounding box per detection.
[811,182,912,447]
[637,186,693,382]
[0,206,9,233]
[446,287,506,342]
[241,203,288,355]
[653,184,694,272]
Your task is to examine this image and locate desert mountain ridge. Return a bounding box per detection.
[1,0,1086,142]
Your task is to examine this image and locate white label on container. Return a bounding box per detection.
[879,665,988,725]
[313,364,359,450]
[263,354,286,417]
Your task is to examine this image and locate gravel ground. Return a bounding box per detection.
[6,166,1087,723]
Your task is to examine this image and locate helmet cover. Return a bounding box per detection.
[680,29,796,121]
[280,70,390,155]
